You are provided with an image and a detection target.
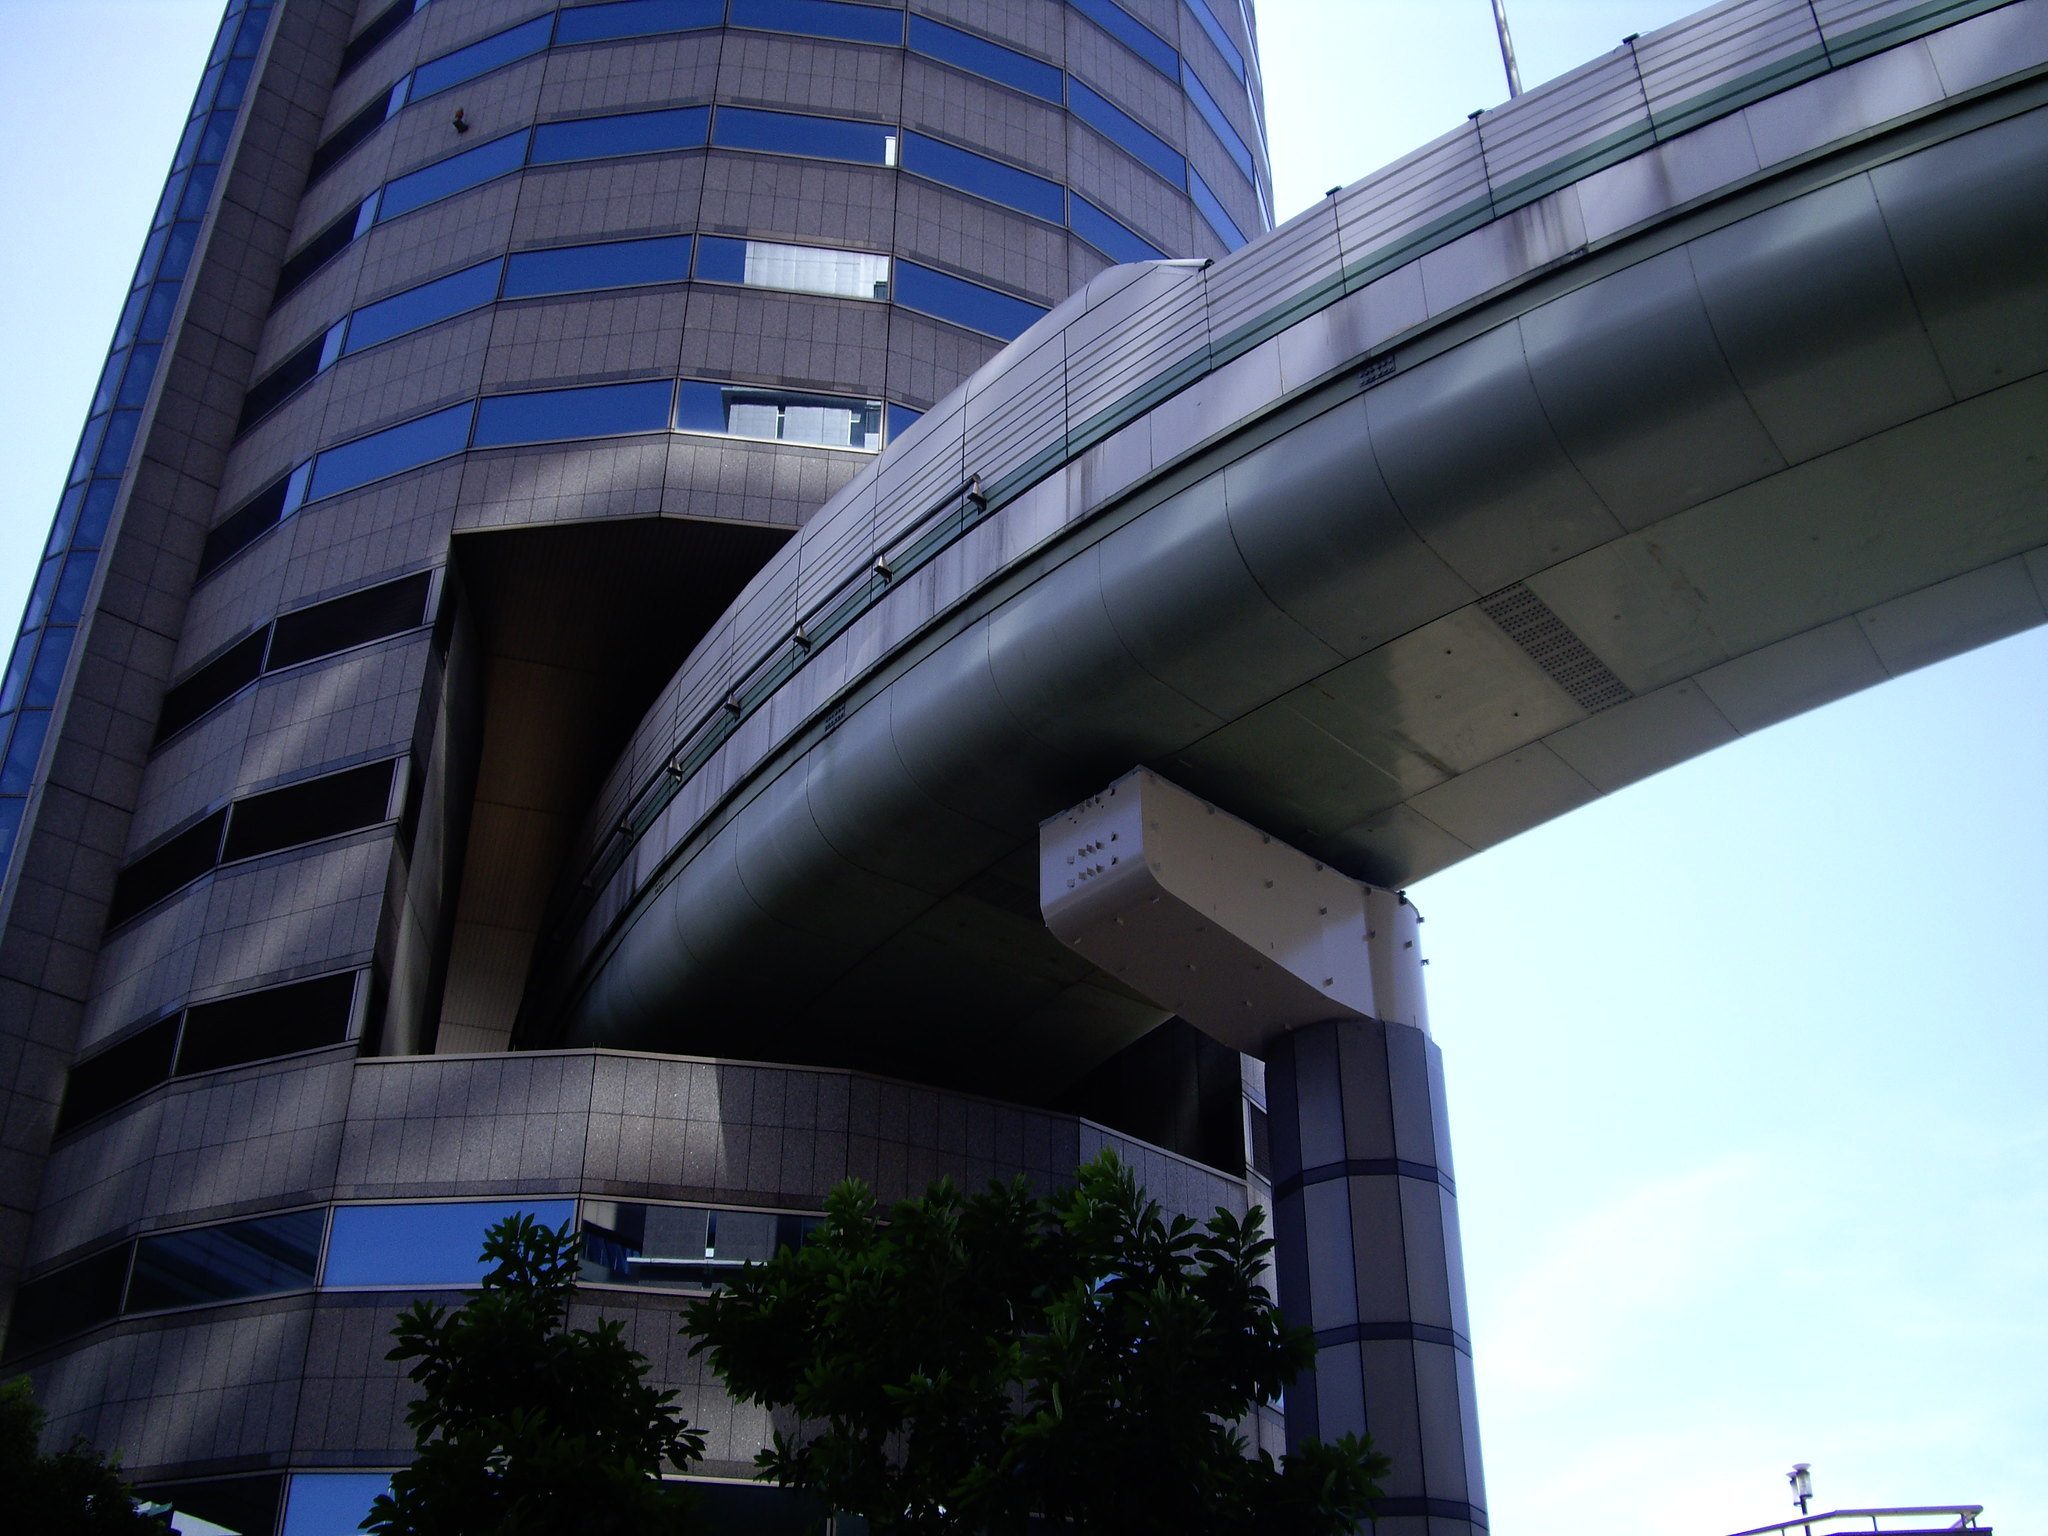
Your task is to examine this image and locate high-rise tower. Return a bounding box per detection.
[0,0,1281,1528]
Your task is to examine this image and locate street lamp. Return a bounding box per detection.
[1789,1464,1814,1515]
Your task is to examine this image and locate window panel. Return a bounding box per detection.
[907,16,1061,103]
[695,236,888,299]
[377,129,526,221]
[1069,0,1178,77]
[275,205,363,303]
[156,630,267,743]
[713,106,892,165]
[885,403,922,442]
[677,382,882,451]
[306,401,472,502]
[895,261,1045,340]
[339,0,417,75]
[4,1245,129,1359]
[137,283,181,343]
[126,1208,325,1313]
[105,808,228,927]
[324,1200,576,1287]
[581,1201,822,1291]
[195,108,239,166]
[409,13,551,101]
[1181,61,1256,184]
[24,626,76,710]
[135,1476,284,1536]
[238,332,330,433]
[1189,163,1246,248]
[198,462,310,577]
[19,557,61,633]
[0,798,21,876]
[472,379,675,448]
[502,235,690,298]
[1183,0,1247,82]
[57,1016,180,1135]
[281,1474,392,1536]
[729,0,903,45]
[176,162,219,222]
[900,132,1063,223]
[118,344,163,409]
[159,220,202,282]
[267,571,433,671]
[308,94,392,184]
[176,971,359,1077]
[220,758,397,863]
[89,349,128,417]
[1070,192,1165,264]
[343,258,501,353]
[94,410,142,476]
[1069,79,1184,184]
[529,106,708,165]
[73,480,121,550]
[50,551,100,626]
[0,711,49,796]
[553,0,722,45]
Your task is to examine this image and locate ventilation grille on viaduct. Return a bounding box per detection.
[1479,583,1634,713]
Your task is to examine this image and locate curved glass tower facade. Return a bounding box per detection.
[0,0,1275,1528]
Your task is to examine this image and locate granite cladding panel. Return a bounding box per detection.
[480,288,691,391]
[510,153,707,246]
[680,287,893,396]
[536,33,722,118]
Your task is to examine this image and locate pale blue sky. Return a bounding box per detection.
[0,4,2040,1533]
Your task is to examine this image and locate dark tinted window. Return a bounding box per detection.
[307,401,472,502]
[74,480,121,551]
[198,462,310,578]
[177,971,359,1076]
[885,403,922,442]
[1069,0,1177,77]
[713,106,891,164]
[895,261,1045,340]
[900,133,1063,223]
[554,0,721,45]
[159,220,202,282]
[1182,61,1256,183]
[473,379,675,448]
[1069,79,1184,183]
[344,258,501,354]
[729,0,902,45]
[274,204,363,304]
[410,13,551,100]
[135,1476,284,1536]
[57,1016,179,1134]
[221,759,397,863]
[94,409,140,475]
[5,1245,130,1358]
[324,1199,575,1286]
[581,1200,821,1290]
[307,93,391,185]
[127,1208,325,1313]
[156,629,267,744]
[238,332,330,434]
[0,712,49,796]
[378,129,527,220]
[907,16,1061,102]
[502,235,690,297]
[106,808,227,928]
[1070,192,1165,262]
[530,106,708,165]
[339,0,418,77]
[1184,0,1247,82]
[50,552,99,627]
[25,628,75,710]
[118,344,162,409]
[1189,164,1245,248]
[268,571,432,671]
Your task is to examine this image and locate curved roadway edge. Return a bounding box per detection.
[551,9,2048,1086]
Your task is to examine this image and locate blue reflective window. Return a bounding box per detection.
[217,55,255,110]
[694,236,888,298]
[377,129,527,221]
[531,105,709,165]
[344,259,502,354]
[1189,163,1246,248]
[472,379,675,447]
[502,235,691,297]
[729,0,902,45]
[1069,79,1184,184]
[50,553,99,626]
[138,283,181,344]
[177,162,219,221]
[1,711,49,795]
[307,401,473,502]
[1182,0,1246,82]
[281,1473,391,1536]
[323,1199,575,1286]
[74,481,120,550]
[24,628,74,710]
[1069,0,1177,77]
[554,0,722,45]
[409,13,551,100]
[886,403,922,441]
[1070,193,1165,263]
[900,133,1063,224]
[677,382,882,450]
[47,486,84,555]
[20,558,59,632]
[0,798,23,875]
[713,106,892,165]
[90,351,127,417]
[895,261,1045,340]
[195,108,238,166]
[95,411,141,477]
[907,16,1061,102]
[1181,62,1255,184]
[126,1208,325,1313]
[172,113,206,174]
[158,220,200,281]
[118,346,162,409]
[1,640,36,712]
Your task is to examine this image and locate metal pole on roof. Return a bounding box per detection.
[1491,0,1525,96]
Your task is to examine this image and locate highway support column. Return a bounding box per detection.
[1041,769,1485,1534]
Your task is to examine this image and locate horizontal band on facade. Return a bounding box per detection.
[1312,1319,1472,1356]
[1273,1156,1455,1202]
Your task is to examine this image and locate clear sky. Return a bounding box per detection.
[0,3,2041,1533]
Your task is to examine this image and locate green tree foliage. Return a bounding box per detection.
[0,1374,165,1535]
[688,1150,1386,1535]
[365,1212,705,1536]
